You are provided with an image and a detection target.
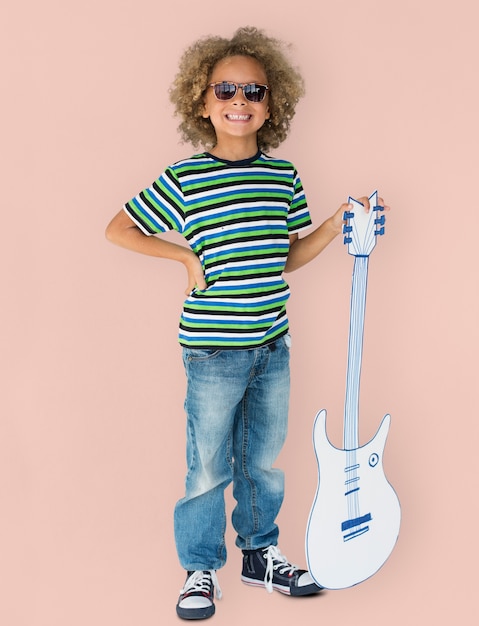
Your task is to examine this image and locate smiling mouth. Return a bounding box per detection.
[226,114,252,121]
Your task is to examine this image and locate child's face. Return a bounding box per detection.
[202,55,270,152]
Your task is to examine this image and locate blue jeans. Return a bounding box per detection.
[174,335,291,571]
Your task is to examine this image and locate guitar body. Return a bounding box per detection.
[306,409,401,589]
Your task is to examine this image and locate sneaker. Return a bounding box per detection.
[241,546,323,596]
[176,570,222,620]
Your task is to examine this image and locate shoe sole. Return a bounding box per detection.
[176,604,216,620]
[241,575,323,597]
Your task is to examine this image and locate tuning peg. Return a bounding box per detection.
[374,226,385,236]
[374,215,386,226]
[343,225,353,234]
[343,211,354,220]
[344,236,352,244]
[373,205,384,212]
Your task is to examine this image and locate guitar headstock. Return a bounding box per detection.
[343,190,385,257]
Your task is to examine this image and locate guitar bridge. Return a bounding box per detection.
[341,513,372,542]
[343,526,370,541]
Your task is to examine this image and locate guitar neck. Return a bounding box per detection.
[344,255,369,450]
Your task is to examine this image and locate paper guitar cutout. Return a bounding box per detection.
[305,191,401,590]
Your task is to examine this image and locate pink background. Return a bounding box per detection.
[2,1,477,624]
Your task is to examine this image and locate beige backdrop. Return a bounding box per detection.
[1,0,477,624]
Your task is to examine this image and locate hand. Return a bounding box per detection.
[184,251,207,296]
[329,195,391,236]
[330,202,352,234]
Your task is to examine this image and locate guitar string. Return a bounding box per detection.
[345,256,369,526]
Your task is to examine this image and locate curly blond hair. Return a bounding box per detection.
[169,26,305,153]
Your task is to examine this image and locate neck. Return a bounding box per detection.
[208,138,259,162]
[343,256,369,450]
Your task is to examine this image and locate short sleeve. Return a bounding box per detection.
[123,167,186,235]
[287,170,312,234]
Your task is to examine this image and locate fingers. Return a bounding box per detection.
[184,274,200,296]
[184,281,206,296]
[184,273,207,296]
[357,196,371,212]
[356,196,391,213]
[378,196,391,211]
[184,252,207,295]
[334,203,352,230]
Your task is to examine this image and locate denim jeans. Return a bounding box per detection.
[174,335,291,571]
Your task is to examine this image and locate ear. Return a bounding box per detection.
[202,100,210,119]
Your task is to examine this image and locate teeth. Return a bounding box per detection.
[227,114,251,120]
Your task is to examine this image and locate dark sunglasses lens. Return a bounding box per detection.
[212,83,267,102]
[214,83,237,100]
[243,84,267,102]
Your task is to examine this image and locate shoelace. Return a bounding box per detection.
[180,570,223,600]
[263,546,299,594]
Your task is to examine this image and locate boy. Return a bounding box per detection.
[106,26,384,620]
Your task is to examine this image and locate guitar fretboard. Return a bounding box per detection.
[344,255,369,451]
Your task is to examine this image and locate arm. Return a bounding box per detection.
[105,210,207,294]
[284,203,349,273]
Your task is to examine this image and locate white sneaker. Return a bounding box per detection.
[176,570,222,620]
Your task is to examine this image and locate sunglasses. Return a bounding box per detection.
[208,81,269,103]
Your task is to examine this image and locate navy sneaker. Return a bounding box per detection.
[176,570,222,620]
[241,546,323,596]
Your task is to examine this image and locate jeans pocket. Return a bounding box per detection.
[183,347,222,362]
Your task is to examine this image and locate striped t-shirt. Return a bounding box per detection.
[123,150,312,348]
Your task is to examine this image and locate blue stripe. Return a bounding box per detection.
[186,293,288,308]
[182,316,278,326]
[193,224,287,249]
[184,170,293,187]
[207,262,286,277]
[204,281,285,292]
[129,198,166,231]
[211,244,289,259]
[188,187,289,208]
[187,206,287,231]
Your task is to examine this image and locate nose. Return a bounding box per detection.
[231,88,248,105]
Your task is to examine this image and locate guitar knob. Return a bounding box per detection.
[369,453,379,467]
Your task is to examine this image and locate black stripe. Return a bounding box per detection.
[182,304,285,317]
[185,196,292,218]
[186,214,289,240]
[200,232,289,251]
[186,284,289,301]
[181,177,295,196]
